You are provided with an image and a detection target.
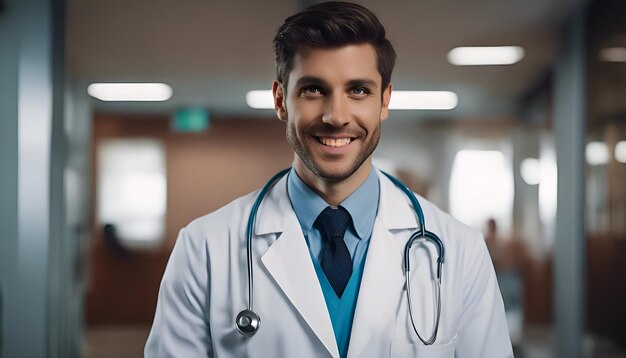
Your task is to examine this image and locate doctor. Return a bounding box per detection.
[145,2,513,357]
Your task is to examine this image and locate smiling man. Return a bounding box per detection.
[275,43,390,205]
[145,2,513,357]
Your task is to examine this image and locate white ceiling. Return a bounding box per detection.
[66,0,586,121]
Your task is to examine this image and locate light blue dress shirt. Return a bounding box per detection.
[287,168,380,271]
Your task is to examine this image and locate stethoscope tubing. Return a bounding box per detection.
[244,168,291,312]
[237,168,291,336]
[237,168,445,345]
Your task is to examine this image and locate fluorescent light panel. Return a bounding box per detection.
[447,46,525,66]
[246,90,273,109]
[390,91,458,110]
[88,83,173,101]
[246,90,458,110]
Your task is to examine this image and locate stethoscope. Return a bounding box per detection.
[235,168,445,346]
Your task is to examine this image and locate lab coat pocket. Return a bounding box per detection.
[390,336,457,358]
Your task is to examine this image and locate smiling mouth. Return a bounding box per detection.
[317,137,353,148]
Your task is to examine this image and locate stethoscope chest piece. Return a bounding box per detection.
[236,309,260,337]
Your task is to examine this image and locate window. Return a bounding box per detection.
[449,149,514,234]
[97,138,167,249]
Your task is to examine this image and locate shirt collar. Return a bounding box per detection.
[287,167,380,240]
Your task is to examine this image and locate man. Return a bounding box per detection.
[145,2,513,357]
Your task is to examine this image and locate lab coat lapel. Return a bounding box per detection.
[347,171,419,358]
[257,176,339,358]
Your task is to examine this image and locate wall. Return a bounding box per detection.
[87,114,292,325]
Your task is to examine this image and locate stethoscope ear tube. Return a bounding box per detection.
[405,269,442,345]
[424,230,445,281]
[404,231,444,346]
[405,230,445,279]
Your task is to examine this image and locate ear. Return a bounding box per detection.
[272,80,288,121]
[380,82,392,122]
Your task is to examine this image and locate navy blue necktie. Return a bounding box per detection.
[315,206,352,298]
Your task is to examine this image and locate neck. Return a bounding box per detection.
[293,158,372,207]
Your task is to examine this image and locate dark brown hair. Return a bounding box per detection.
[273,1,396,91]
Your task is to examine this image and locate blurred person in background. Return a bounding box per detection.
[485,218,530,356]
[145,2,512,357]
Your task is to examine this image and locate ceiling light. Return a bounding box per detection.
[520,158,541,185]
[615,141,626,163]
[586,141,609,166]
[447,46,525,66]
[87,83,173,101]
[246,90,459,110]
[389,91,458,110]
[246,90,274,109]
[599,47,626,62]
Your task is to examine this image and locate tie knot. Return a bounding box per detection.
[315,206,351,241]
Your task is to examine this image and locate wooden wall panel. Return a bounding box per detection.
[87,114,292,325]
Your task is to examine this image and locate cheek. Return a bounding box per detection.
[352,102,383,126]
[291,102,320,125]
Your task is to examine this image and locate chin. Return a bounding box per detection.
[305,159,365,182]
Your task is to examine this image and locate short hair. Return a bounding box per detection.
[273,1,396,91]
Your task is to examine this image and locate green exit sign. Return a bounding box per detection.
[173,108,209,132]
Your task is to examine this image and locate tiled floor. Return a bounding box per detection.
[83,325,151,358]
[518,325,626,358]
[82,324,626,357]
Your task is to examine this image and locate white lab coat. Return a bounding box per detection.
[145,170,513,357]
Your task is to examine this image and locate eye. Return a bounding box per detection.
[301,86,324,97]
[350,87,371,96]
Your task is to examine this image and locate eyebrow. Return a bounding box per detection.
[293,76,327,89]
[346,79,378,89]
[293,76,379,89]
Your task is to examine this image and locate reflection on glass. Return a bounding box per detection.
[598,47,626,62]
[614,141,626,163]
[449,149,514,233]
[586,141,609,166]
[539,138,557,247]
[520,158,541,186]
[97,138,167,248]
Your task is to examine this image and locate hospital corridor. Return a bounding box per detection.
[1,0,626,357]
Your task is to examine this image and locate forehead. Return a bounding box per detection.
[288,44,381,86]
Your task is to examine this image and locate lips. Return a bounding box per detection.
[317,137,352,147]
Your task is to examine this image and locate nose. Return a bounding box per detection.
[322,93,349,127]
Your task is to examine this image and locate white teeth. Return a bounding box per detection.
[319,137,351,147]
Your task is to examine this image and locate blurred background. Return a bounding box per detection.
[1,0,626,356]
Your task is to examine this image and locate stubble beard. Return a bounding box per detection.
[286,119,380,182]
